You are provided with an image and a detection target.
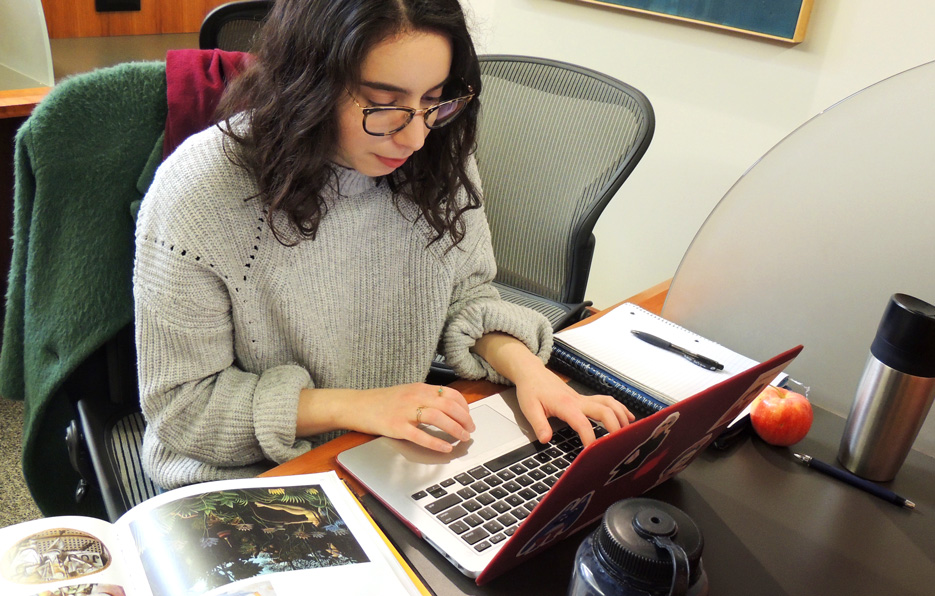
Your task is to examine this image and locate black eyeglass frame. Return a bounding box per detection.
[347,87,476,137]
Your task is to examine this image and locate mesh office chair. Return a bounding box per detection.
[199,0,273,52]
[65,326,157,519]
[476,56,654,329]
[429,56,654,382]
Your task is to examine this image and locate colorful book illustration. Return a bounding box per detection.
[0,472,427,596]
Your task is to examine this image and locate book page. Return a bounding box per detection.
[0,516,136,596]
[555,303,761,402]
[113,472,424,596]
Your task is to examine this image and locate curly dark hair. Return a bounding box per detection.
[215,0,483,247]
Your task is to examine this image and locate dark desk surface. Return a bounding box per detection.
[360,403,934,596]
[659,406,933,596]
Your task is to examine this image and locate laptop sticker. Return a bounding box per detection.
[650,433,714,491]
[605,412,680,486]
[516,491,594,557]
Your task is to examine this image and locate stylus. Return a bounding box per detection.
[793,453,915,509]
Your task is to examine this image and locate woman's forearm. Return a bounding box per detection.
[296,383,475,452]
[470,331,549,386]
[296,387,363,436]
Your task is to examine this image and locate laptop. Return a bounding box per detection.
[337,345,801,584]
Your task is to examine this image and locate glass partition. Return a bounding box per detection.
[0,0,54,90]
[663,60,935,458]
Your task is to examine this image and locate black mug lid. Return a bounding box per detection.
[870,293,935,377]
[597,498,704,589]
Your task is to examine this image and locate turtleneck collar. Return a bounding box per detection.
[333,164,379,197]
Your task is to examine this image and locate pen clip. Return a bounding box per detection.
[685,353,723,371]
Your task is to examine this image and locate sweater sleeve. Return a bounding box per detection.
[133,152,315,478]
[440,205,553,385]
[135,233,314,469]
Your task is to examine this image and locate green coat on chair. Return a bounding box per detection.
[0,61,167,518]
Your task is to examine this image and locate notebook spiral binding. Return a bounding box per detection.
[549,345,667,419]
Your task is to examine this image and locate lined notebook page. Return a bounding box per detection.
[554,303,761,403]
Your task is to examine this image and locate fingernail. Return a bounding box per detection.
[462,431,471,442]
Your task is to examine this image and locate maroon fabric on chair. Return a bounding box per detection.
[163,49,253,160]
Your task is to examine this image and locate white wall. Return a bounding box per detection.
[463,0,935,309]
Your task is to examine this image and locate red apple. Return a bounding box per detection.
[749,386,813,446]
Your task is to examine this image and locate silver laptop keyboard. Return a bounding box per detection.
[411,423,608,553]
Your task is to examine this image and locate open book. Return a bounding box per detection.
[551,303,784,419]
[0,472,428,596]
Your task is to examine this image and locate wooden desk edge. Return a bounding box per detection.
[0,87,52,119]
[619,278,669,316]
[576,278,669,329]
[261,279,672,494]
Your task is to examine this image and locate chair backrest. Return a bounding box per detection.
[199,0,273,52]
[476,56,654,304]
[662,60,935,458]
[65,323,157,519]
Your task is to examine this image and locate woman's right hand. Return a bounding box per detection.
[297,383,475,453]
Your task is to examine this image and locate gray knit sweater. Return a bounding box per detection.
[134,124,552,489]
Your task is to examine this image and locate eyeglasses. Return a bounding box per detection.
[348,87,475,136]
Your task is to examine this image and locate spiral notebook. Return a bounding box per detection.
[550,303,785,418]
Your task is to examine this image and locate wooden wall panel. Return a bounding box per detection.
[40,0,230,38]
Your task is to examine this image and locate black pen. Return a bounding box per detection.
[631,330,724,371]
[793,453,916,509]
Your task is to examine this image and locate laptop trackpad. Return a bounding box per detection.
[393,404,530,464]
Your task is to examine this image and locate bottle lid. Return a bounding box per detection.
[596,498,704,589]
[870,294,935,377]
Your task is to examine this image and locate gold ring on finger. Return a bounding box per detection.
[416,406,426,425]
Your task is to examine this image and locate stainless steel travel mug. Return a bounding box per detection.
[838,294,935,481]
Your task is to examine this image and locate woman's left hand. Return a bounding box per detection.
[513,366,634,446]
[472,332,634,446]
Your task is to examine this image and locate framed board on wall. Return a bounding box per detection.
[573,0,814,43]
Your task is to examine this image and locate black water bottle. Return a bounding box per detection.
[568,498,707,596]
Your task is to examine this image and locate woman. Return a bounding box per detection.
[134,0,632,490]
